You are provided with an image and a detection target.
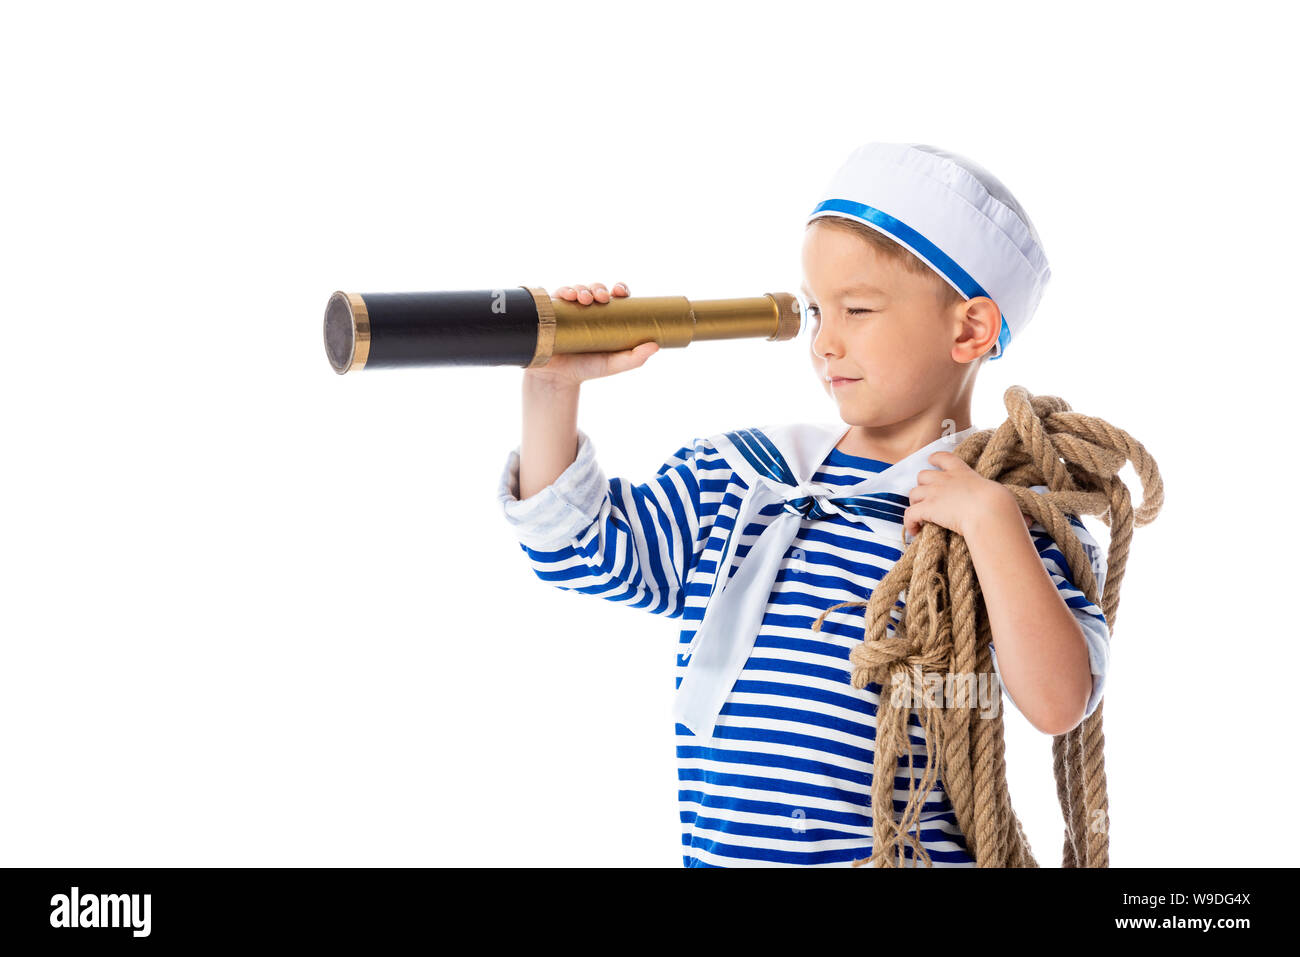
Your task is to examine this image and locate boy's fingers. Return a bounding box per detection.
[554,282,628,304]
[554,282,627,303]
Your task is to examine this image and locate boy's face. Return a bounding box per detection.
[800,220,980,426]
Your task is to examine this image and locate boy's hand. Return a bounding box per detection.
[523,281,660,388]
[902,451,1032,541]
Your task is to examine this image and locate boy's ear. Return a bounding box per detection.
[953,296,1001,364]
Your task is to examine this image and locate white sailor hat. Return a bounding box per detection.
[806,142,1051,360]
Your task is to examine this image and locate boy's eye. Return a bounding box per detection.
[806,305,874,318]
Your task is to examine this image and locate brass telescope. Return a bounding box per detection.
[323,286,802,374]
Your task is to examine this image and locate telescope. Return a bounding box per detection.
[323,286,803,374]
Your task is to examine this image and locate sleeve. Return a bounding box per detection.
[989,487,1110,723]
[495,427,719,620]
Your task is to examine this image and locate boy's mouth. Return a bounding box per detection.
[827,376,861,388]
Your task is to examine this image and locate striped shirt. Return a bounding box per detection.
[497,426,1109,867]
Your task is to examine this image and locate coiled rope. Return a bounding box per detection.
[811,385,1164,867]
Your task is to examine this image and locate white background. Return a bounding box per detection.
[2,0,1294,867]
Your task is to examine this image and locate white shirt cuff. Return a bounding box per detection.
[496,428,609,549]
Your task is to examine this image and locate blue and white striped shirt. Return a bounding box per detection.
[497,426,1109,867]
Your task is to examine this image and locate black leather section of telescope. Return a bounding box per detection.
[361,289,539,368]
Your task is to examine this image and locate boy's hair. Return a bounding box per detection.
[806,214,968,312]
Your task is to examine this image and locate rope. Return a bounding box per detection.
[810,385,1164,867]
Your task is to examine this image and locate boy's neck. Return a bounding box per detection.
[836,412,973,466]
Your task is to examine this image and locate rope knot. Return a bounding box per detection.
[850,635,953,694]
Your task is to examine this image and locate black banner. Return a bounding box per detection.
[0,866,1281,945]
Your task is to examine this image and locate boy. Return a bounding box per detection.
[496,142,1109,867]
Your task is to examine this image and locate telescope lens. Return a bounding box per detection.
[324,292,357,374]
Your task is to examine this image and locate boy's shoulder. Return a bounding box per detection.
[1026,483,1107,580]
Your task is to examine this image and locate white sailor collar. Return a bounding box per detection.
[673,419,981,741]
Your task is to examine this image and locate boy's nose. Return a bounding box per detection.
[811,315,843,357]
